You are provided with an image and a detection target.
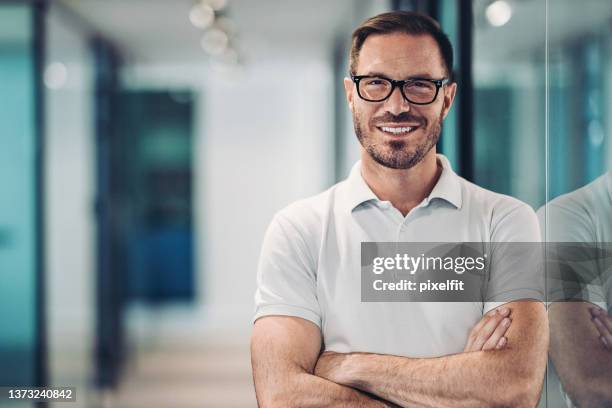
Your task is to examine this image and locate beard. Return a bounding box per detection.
[354,110,443,170]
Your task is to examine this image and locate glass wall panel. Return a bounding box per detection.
[544,1,612,407]
[472,0,546,208]
[0,3,38,387]
[437,0,459,170]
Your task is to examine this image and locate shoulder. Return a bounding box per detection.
[539,172,610,217]
[270,179,348,240]
[535,173,611,240]
[455,177,539,241]
[459,176,536,221]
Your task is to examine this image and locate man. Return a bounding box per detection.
[537,172,612,407]
[251,11,548,407]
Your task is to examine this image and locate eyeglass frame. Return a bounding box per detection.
[350,74,450,105]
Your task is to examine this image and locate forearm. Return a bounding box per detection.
[552,342,612,407]
[256,370,395,407]
[549,303,612,407]
[336,348,545,408]
[317,302,548,408]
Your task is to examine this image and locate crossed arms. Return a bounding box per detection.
[251,301,548,408]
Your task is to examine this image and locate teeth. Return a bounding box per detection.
[381,126,413,134]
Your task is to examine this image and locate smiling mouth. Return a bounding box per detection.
[377,125,420,135]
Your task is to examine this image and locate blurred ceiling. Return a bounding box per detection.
[59,0,612,66]
[58,0,356,65]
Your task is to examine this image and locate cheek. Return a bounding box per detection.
[355,104,378,126]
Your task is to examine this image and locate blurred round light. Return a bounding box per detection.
[589,120,604,146]
[219,48,238,65]
[201,28,229,55]
[486,0,512,27]
[205,0,227,11]
[44,62,68,90]
[189,3,214,29]
[215,16,235,35]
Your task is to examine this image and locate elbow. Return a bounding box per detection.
[496,373,545,408]
[256,391,289,408]
[569,394,612,408]
[512,381,543,408]
[563,380,612,408]
[256,385,306,408]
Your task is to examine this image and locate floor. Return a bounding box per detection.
[102,342,256,408]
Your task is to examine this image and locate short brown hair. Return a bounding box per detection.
[349,11,453,79]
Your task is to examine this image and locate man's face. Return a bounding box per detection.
[344,33,457,169]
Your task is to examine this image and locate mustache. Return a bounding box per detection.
[371,112,426,127]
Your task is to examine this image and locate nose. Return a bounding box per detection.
[383,86,411,116]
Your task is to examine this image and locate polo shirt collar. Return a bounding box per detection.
[429,154,462,209]
[345,154,463,212]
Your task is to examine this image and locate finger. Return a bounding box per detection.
[597,315,612,334]
[486,307,510,318]
[472,308,507,338]
[593,318,612,349]
[481,317,512,351]
[495,336,507,350]
[464,313,494,352]
[470,313,507,352]
[590,306,605,318]
[464,308,510,352]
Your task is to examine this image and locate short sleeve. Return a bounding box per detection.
[253,214,321,328]
[536,203,607,306]
[484,203,545,314]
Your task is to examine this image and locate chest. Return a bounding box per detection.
[314,207,489,357]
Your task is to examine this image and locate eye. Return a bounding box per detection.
[363,78,387,86]
[412,80,431,88]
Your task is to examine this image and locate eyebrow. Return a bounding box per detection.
[361,71,437,80]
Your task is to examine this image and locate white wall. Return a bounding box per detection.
[45,4,96,389]
[195,56,334,335]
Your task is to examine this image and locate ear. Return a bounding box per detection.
[441,82,457,120]
[343,77,355,113]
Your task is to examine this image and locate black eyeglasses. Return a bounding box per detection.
[351,75,449,105]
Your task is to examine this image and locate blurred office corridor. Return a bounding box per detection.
[1,0,612,407]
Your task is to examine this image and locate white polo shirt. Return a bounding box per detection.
[537,173,612,408]
[537,172,612,309]
[254,154,542,358]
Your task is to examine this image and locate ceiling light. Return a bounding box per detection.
[44,62,68,90]
[486,0,512,27]
[201,28,229,55]
[215,16,235,35]
[189,3,214,29]
[205,0,227,11]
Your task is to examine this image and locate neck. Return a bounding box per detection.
[360,149,442,216]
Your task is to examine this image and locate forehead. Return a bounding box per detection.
[356,32,446,78]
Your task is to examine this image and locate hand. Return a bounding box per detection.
[314,351,349,385]
[590,306,612,350]
[463,307,512,352]
[315,352,401,407]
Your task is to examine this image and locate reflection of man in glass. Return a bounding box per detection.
[538,172,612,407]
[251,11,547,407]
